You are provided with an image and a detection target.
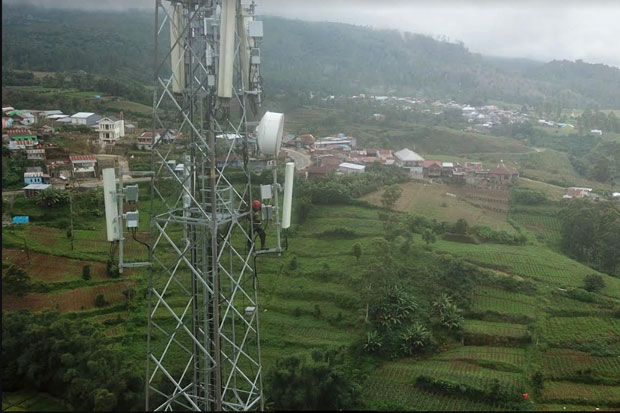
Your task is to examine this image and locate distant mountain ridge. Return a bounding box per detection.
[2,5,619,109]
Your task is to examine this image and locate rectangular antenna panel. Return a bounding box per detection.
[170,3,185,93]
[260,184,272,200]
[282,162,295,229]
[126,211,139,228]
[103,168,120,241]
[125,185,139,202]
[217,0,236,98]
[248,21,263,38]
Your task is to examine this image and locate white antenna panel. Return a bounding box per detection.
[217,0,236,98]
[103,168,120,241]
[282,162,295,229]
[170,3,185,93]
[256,111,284,156]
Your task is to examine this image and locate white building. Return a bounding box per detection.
[96,116,125,142]
[26,148,46,161]
[590,129,603,135]
[69,155,97,178]
[338,162,365,174]
[70,112,102,127]
[394,148,424,176]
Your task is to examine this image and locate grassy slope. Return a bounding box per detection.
[4,184,620,410]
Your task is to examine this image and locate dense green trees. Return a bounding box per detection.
[264,348,362,410]
[2,310,143,411]
[297,164,408,205]
[560,200,620,276]
[2,265,32,296]
[4,5,619,110]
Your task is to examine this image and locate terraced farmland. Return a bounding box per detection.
[543,317,620,345]
[543,349,620,382]
[471,286,538,318]
[542,382,620,406]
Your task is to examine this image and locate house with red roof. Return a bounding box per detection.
[422,160,442,178]
[70,155,97,179]
[488,161,519,185]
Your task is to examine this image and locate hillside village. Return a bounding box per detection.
[3,102,620,207]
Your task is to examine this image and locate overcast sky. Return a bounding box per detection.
[6,0,620,67]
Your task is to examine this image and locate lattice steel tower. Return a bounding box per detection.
[147,0,264,410]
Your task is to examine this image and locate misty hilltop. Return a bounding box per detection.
[2,5,619,109]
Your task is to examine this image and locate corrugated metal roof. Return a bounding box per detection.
[23,184,51,190]
[71,112,96,118]
[394,148,424,162]
[69,155,97,162]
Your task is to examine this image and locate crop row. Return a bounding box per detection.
[544,317,620,344]
[364,374,498,411]
[464,320,528,338]
[378,360,525,395]
[542,381,620,405]
[436,346,526,368]
[543,349,620,378]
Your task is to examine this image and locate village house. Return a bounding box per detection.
[441,162,454,177]
[24,171,50,185]
[564,187,592,199]
[9,134,39,150]
[46,160,72,179]
[23,183,52,199]
[138,131,160,150]
[338,162,366,174]
[70,155,97,179]
[290,134,315,149]
[26,148,46,161]
[394,148,424,176]
[39,125,56,135]
[306,164,337,178]
[70,112,102,127]
[488,162,519,185]
[423,160,442,178]
[26,166,44,174]
[366,148,394,165]
[15,112,35,126]
[96,116,125,143]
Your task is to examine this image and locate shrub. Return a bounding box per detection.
[317,227,356,239]
[2,265,31,296]
[82,265,91,281]
[584,274,605,293]
[471,225,526,245]
[94,294,107,307]
[352,243,362,263]
[511,187,547,205]
[288,256,298,270]
[106,259,120,278]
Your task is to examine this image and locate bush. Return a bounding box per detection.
[106,259,120,278]
[288,256,298,271]
[94,294,107,307]
[584,274,605,292]
[82,265,91,281]
[511,187,547,205]
[2,265,31,296]
[317,227,356,239]
[471,225,526,245]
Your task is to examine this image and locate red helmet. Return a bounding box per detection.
[252,200,261,210]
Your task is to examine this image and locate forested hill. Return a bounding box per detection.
[260,17,620,108]
[2,4,620,109]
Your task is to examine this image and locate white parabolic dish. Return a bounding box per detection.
[256,111,284,156]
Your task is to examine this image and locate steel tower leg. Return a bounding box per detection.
[147,1,263,410]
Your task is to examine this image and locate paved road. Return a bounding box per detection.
[283,148,311,170]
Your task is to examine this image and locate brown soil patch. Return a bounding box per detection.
[2,249,107,282]
[2,280,136,313]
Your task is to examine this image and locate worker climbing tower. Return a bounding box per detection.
[146,0,266,410]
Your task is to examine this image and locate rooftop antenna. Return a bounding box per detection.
[144,0,278,411]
